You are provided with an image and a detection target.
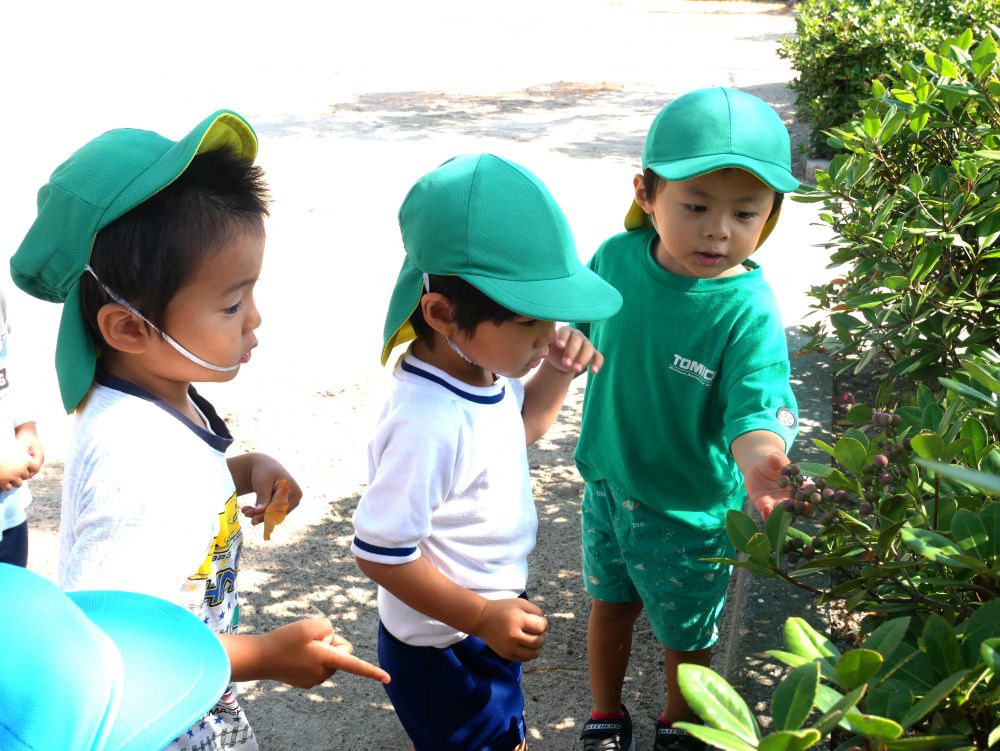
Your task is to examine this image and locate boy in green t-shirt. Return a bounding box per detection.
[574,88,801,751]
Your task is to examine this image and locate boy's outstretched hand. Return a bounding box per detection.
[231,453,303,526]
[472,598,548,662]
[257,617,390,687]
[744,452,792,522]
[546,326,604,375]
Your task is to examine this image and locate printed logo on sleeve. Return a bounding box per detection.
[0,369,8,390]
[669,354,716,387]
[776,406,797,429]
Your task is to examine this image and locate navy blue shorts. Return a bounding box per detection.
[378,622,526,751]
[0,520,28,567]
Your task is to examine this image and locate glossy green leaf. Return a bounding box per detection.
[784,617,840,661]
[772,662,820,731]
[885,736,970,749]
[909,433,946,460]
[862,617,910,665]
[845,712,903,739]
[981,502,1000,562]
[835,649,883,690]
[867,682,913,722]
[950,508,989,558]
[900,670,970,729]
[746,533,773,565]
[981,638,1000,672]
[922,615,965,679]
[766,506,793,557]
[834,437,867,474]
[962,599,1000,666]
[916,459,1000,494]
[676,664,759,744]
[809,685,864,736]
[758,729,822,751]
[672,723,756,751]
[726,509,759,553]
[847,404,873,424]
[900,527,987,571]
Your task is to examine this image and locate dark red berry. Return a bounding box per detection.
[860,502,874,515]
[873,454,889,469]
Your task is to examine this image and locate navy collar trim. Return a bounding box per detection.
[95,373,234,452]
[400,360,505,405]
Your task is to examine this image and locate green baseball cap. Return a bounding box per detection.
[10,110,258,413]
[382,154,622,365]
[624,87,799,246]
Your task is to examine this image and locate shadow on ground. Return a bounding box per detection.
[255,80,807,173]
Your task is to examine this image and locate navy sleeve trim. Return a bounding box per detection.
[353,536,418,557]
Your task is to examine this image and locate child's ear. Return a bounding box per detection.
[96,303,151,354]
[419,292,459,337]
[633,173,654,214]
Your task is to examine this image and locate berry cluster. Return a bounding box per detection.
[776,409,912,567]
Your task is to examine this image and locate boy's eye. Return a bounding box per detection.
[685,204,706,213]
[736,211,758,220]
[223,300,244,314]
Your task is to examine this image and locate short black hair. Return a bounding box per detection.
[642,167,784,220]
[81,148,270,346]
[409,274,519,347]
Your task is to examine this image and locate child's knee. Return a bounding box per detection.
[590,598,644,624]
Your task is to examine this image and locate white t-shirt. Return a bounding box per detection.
[0,291,32,539]
[60,375,256,751]
[352,352,538,647]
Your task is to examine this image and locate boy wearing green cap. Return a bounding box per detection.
[352,153,622,751]
[574,88,800,751]
[11,112,389,751]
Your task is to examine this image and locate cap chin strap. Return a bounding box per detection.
[85,266,241,373]
[422,273,479,367]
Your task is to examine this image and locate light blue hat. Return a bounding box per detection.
[0,564,230,750]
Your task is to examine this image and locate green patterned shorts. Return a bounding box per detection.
[581,478,734,651]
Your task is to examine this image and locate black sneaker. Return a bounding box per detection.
[579,706,636,751]
[652,722,708,751]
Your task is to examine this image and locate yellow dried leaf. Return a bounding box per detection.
[263,479,291,541]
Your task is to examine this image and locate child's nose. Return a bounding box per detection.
[705,214,730,240]
[245,296,262,331]
[538,322,557,347]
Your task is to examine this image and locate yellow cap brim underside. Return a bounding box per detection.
[381,320,416,366]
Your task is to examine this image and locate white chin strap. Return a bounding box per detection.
[423,273,478,367]
[85,266,241,373]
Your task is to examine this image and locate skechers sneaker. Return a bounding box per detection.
[652,723,709,751]
[579,706,636,751]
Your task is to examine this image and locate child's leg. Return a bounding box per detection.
[662,645,712,725]
[588,598,644,713]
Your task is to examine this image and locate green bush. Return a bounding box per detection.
[779,0,1000,158]
[684,353,1000,749]
[796,28,1000,386]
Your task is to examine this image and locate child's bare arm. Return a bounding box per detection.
[219,618,390,687]
[521,326,604,445]
[731,430,791,521]
[227,452,303,524]
[356,556,548,662]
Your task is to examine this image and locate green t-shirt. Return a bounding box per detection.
[575,227,798,525]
